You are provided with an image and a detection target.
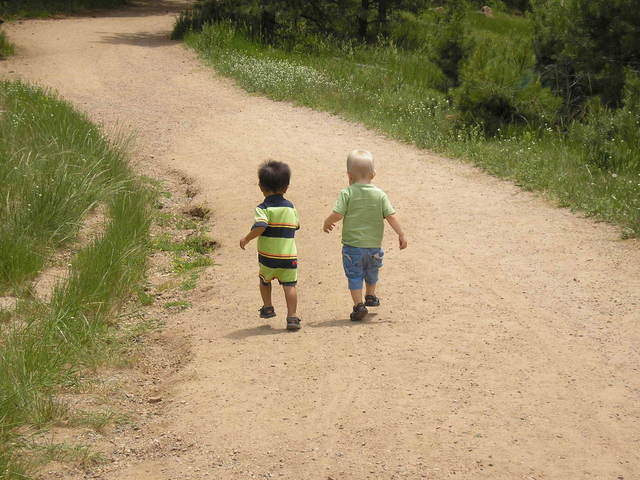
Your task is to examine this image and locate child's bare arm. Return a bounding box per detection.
[385,214,408,249]
[240,226,266,249]
[323,212,344,233]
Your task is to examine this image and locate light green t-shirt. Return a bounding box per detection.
[333,183,395,248]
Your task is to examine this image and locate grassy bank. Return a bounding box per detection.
[0,81,151,479]
[0,0,127,18]
[183,21,640,237]
[0,82,134,292]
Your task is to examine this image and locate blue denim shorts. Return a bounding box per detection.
[342,245,384,291]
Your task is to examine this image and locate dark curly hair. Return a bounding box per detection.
[258,160,291,193]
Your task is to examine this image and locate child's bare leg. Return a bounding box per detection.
[260,280,272,307]
[350,289,363,306]
[365,283,377,298]
[283,285,297,317]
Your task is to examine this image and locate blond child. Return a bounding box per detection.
[323,150,407,321]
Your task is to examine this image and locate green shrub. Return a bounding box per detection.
[173,0,250,41]
[466,7,532,38]
[453,35,560,134]
[389,4,470,89]
[428,3,469,88]
[568,70,640,172]
[532,0,640,112]
[388,10,430,51]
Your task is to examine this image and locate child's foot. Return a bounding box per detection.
[259,306,276,318]
[364,295,380,307]
[286,317,301,331]
[350,303,368,321]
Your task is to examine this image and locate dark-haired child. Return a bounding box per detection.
[240,160,301,331]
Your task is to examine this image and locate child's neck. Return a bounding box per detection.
[350,178,372,185]
[263,191,285,197]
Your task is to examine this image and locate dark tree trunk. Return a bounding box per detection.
[358,0,370,41]
[378,0,388,38]
[260,0,277,43]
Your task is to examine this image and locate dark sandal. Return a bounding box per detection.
[286,317,301,331]
[259,306,276,318]
[364,295,380,307]
[350,303,368,321]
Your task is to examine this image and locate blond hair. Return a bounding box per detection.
[347,150,375,181]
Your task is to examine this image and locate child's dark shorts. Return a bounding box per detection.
[342,245,384,290]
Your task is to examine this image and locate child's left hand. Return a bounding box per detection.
[239,237,248,249]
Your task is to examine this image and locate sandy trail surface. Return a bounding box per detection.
[2,2,640,479]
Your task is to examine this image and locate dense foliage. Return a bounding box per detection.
[174,0,640,156]
[173,0,432,43]
[532,0,640,114]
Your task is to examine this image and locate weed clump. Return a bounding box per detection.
[185,205,211,220]
[0,31,13,58]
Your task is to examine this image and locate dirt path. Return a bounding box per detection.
[2,2,640,479]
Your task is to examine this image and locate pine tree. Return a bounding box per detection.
[533,0,640,112]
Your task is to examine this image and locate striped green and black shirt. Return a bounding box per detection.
[253,194,299,269]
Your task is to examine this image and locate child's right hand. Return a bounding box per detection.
[323,212,343,233]
[239,237,248,249]
[323,219,335,233]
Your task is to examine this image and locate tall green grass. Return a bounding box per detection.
[0,32,13,58]
[0,81,151,479]
[0,81,132,292]
[184,22,640,237]
[0,0,127,18]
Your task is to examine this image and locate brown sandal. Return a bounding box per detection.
[259,306,276,318]
[365,295,380,307]
[286,317,301,331]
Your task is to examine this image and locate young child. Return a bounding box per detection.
[323,150,407,321]
[240,160,301,331]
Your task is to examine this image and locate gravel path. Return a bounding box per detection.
[2,2,639,479]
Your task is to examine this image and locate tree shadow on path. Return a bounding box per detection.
[97,31,177,47]
[90,0,188,18]
[29,0,190,20]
